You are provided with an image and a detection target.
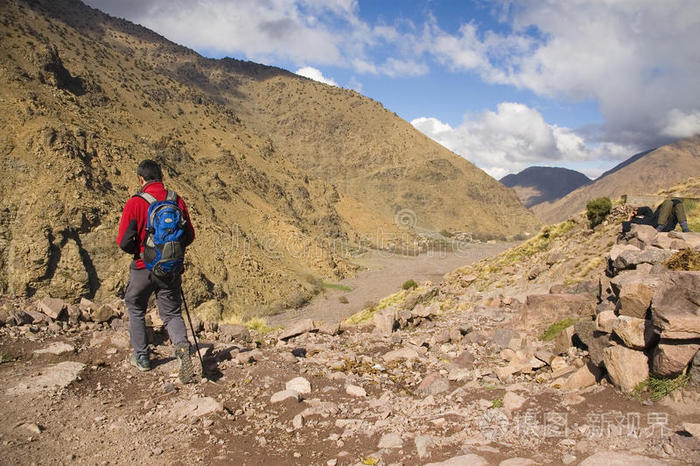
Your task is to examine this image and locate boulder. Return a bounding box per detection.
[502,391,526,414]
[278,318,316,340]
[37,297,66,320]
[373,307,397,335]
[562,362,599,390]
[285,377,311,394]
[519,294,596,330]
[627,224,659,248]
[608,243,641,261]
[416,373,450,395]
[452,350,475,369]
[689,350,700,387]
[270,389,301,403]
[10,309,34,326]
[7,361,85,395]
[315,320,340,336]
[651,271,700,339]
[92,304,114,323]
[345,384,366,397]
[616,277,663,319]
[219,324,250,343]
[554,325,576,355]
[383,347,420,362]
[595,311,617,333]
[612,316,658,350]
[651,341,700,377]
[603,345,649,392]
[613,248,674,270]
[377,432,403,449]
[573,320,596,348]
[0,308,7,327]
[169,395,223,419]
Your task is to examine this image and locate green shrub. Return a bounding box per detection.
[402,279,418,290]
[586,197,612,228]
[540,317,579,341]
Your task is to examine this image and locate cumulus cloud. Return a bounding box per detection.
[84,0,429,78]
[412,103,633,179]
[429,0,700,148]
[295,66,338,86]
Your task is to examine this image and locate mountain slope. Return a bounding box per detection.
[0,0,539,317]
[500,166,591,208]
[532,136,700,224]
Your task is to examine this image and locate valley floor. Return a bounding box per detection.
[270,243,515,327]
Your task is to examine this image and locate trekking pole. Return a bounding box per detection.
[180,289,205,376]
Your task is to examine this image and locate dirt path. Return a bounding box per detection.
[269,242,515,326]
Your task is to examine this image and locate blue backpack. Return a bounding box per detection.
[137,191,187,279]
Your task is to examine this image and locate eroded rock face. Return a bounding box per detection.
[612,316,658,350]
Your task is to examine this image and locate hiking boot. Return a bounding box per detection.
[130,353,151,372]
[175,342,197,384]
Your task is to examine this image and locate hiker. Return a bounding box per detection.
[116,159,197,383]
[625,199,691,232]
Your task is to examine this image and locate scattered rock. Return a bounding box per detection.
[562,362,599,390]
[37,297,66,320]
[416,373,450,396]
[519,294,596,330]
[270,389,301,403]
[499,459,537,466]
[683,422,700,438]
[578,451,666,465]
[170,395,223,419]
[452,350,475,369]
[315,320,340,336]
[92,305,114,323]
[286,376,311,394]
[219,324,250,343]
[382,347,419,362]
[415,435,434,458]
[34,342,75,355]
[373,307,397,335]
[377,432,403,449]
[345,384,366,397]
[424,454,489,466]
[502,391,526,414]
[554,325,576,355]
[7,361,85,395]
[17,423,42,435]
[279,319,315,340]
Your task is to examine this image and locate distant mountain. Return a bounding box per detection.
[532,136,700,223]
[500,167,591,208]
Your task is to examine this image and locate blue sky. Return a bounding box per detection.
[85,0,700,179]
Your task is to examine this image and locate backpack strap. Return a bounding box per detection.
[136,192,158,205]
[165,191,178,202]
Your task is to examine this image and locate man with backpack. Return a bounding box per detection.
[116,159,197,383]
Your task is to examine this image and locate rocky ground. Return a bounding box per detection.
[1,213,699,465]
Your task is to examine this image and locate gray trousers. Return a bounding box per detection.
[124,265,188,357]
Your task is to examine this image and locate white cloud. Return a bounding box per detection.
[295,66,338,86]
[84,0,429,78]
[429,1,700,148]
[412,103,635,178]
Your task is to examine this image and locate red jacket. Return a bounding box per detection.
[116,181,195,269]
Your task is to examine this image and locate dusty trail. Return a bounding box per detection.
[269,242,515,326]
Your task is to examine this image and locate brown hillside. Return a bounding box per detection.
[0,0,538,319]
[532,136,700,224]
